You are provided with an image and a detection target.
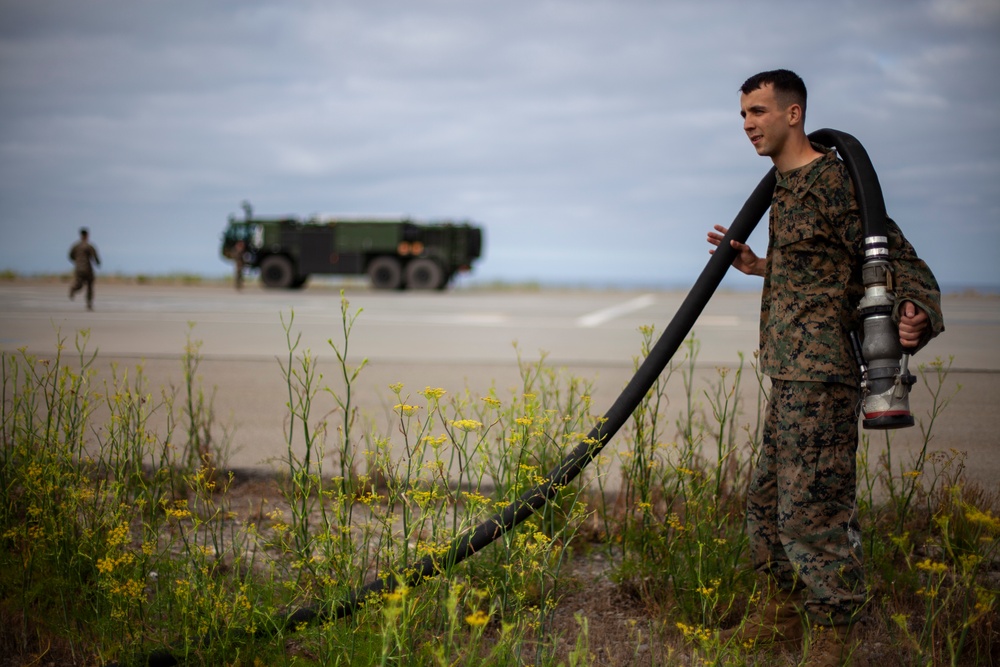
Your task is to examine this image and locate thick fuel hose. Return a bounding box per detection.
[269,166,779,632]
[810,128,887,238]
[280,128,901,626]
[131,128,895,666]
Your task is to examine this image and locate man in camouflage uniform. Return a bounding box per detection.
[69,227,101,310]
[233,240,246,290]
[707,70,943,665]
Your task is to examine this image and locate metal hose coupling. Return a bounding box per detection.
[853,239,916,429]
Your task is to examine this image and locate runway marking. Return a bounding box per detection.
[576,294,656,328]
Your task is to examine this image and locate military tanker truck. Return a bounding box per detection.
[220,203,483,290]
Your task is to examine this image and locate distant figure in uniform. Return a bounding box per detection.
[233,240,246,290]
[69,227,101,310]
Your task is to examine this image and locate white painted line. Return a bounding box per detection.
[576,294,656,328]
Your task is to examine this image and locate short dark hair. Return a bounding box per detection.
[79,227,89,236]
[740,69,807,118]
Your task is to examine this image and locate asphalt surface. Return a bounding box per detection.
[2,280,997,490]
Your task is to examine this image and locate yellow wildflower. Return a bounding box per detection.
[890,532,911,550]
[108,522,130,547]
[916,558,948,575]
[462,491,490,505]
[965,507,1000,533]
[97,557,116,574]
[465,610,489,627]
[676,621,711,642]
[959,554,982,573]
[420,386,446,400]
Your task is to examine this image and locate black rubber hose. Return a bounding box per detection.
[297,127,890,626]
[273,165,780,633]
[809,128,887,239]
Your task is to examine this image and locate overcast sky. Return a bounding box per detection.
[1,0,998,290]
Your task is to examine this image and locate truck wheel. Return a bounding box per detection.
[368,256,403,290]
[260,255,295,289]
[404,258,444,290]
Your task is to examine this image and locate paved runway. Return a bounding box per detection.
[2,280,997,489]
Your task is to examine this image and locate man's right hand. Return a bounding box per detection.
[707,224,765,276]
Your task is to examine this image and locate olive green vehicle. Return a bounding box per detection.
[220,203,483,290]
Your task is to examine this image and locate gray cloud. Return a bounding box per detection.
[1,0,998,288]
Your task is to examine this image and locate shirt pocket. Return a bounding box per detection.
[771,209,836,289]
[773,210,818,249]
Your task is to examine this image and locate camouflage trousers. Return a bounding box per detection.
[70,270,95,306]
[747,379,866,626]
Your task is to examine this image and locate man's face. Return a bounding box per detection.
[739,83,791,159]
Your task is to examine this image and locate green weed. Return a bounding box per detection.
[0,296,996,666]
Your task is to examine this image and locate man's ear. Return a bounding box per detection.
[786,103,804,127]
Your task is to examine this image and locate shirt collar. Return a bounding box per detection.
[774,144,837,199]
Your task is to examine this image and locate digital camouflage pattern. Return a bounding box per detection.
[886,215,945,353]
[759,146,943,385]
[747,379,865,626]
[69,239,100,276]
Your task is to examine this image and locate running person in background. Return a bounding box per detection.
[69,227,101,310]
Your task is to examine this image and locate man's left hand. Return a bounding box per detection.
[899,301,929,351]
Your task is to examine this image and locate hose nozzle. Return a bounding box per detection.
[856,253,916,430]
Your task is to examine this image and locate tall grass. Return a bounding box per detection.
[1,298,996,666]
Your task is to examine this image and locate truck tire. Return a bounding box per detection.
[368,256,403,290]
[404,258,445,290]
[260,255,295,289]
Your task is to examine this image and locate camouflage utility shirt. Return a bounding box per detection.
[759,147,943,386]
[69,240,100,275]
